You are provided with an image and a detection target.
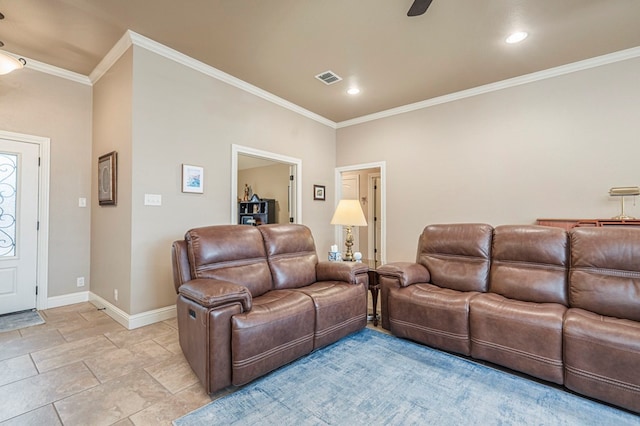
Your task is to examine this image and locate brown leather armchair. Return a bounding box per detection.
[171,224,368,393]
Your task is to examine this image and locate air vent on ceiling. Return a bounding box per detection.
[315,70,342,85]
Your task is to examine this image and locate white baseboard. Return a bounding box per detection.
[88,293,176,330]
[45,291,176,330]
[47,291,90,308]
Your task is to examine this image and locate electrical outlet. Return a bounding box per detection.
[114,289,118,301]
[76,277,85,287]
[78,197,87,208]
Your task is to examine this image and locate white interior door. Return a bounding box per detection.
[0,139,39,315]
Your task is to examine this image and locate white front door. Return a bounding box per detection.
[0,138,39,315]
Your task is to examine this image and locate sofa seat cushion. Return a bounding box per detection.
[231,290,315,386]
[294,281,367,349]
[470,293,566,384]
[388,283,478,356]
[564,308,640,413]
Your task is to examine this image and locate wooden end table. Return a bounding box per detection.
[363,259,380,326]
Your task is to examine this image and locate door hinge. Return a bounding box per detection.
[289,175,294,181]
[37,221,40,231]
[289,217,294,223]
[38,157,41,167]
[35,286,38,295]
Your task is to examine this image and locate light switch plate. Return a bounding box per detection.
[144,194,162,206]
[78,197,87,207]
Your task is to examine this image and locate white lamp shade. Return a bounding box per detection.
[330,199,367,227]
[0,52,25,75]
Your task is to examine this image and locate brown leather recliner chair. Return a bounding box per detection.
[171,224,368,393]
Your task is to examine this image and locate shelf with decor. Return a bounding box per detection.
[239,199,276,225]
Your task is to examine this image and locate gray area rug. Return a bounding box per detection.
[0,310,44,333]
[174,328,639,425]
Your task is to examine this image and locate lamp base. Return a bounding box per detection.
[343,225,355,261]
[612,215,635,220]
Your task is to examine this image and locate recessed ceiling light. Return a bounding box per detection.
[347,88,360,95]
[506,31,528,44]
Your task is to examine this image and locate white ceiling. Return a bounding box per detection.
[1,0,640,123]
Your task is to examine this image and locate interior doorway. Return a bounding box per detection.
[335,162,386,265]
[231,145,302,224]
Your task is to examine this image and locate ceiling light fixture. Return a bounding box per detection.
[0,52,26,75]
[506,31,528,44]
[347,88,360,95]
[0,12,26,75]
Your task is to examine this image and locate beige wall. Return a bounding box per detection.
[7,35,638,319]
[91,49,134,311]
[0,67,92,298]
[337,57,640,262]
[238,163,291,224]
[126,46,336,315]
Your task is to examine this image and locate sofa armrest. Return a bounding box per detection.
[377,262,430,287]
[179,278,252,311]
[316,261,369,284]
[171,240,192,293]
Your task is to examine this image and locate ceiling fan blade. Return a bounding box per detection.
[407,0,433,17]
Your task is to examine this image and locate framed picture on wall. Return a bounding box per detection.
[98,151,117,206]
[182,164,204,193]
[314,184,326,201]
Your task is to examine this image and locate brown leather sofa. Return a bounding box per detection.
[378,223,640,413]
[172,224,369,393]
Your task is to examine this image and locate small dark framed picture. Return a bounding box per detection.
[98,151,117,206]
[314,184,326,201]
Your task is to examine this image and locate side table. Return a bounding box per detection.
[341,259,381,326]
[364,259,380,326]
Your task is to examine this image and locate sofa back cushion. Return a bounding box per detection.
[417,223,493,292]
[570,227,640,321]
[259,224,318,290]
[185,225,273,298]
[490,225,568,304]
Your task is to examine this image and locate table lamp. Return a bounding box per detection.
[609,186,640,219]
[330,199,367,261]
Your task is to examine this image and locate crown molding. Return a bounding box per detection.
[88,31,134,83]
[337,45,640,128]
[10,30,639,131]
[2,50,91,85]
[126,31,336,129]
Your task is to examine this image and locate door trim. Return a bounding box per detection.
[0,130,50,311]
[367,172,381,263]
[335,161,386,264]
[231,144,303,224]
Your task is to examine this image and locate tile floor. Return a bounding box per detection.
[0,303,215,425]
[0,302,384,425]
